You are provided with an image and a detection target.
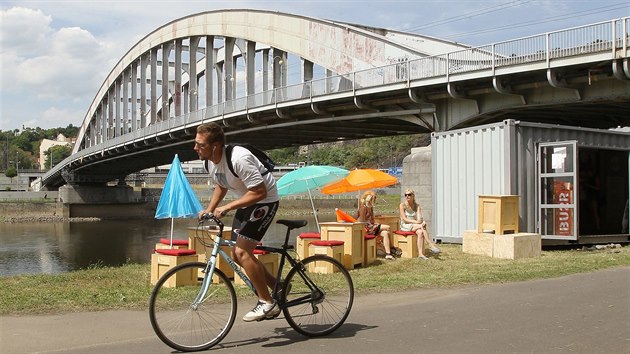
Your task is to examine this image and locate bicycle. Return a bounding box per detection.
[149,213,354,352]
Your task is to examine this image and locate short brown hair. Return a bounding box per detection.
[197,122,225,145]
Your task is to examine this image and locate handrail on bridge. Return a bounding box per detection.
[42,17,629,186]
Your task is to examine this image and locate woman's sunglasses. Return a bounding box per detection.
[404,193,413,197]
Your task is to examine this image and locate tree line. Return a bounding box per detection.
[1,125,78,176]
[1,124,429,178]
[267,133,430,170]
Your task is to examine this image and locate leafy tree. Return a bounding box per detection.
[5,166,16,180]
[12,134,33,153]
[267,146,300,165]
[45,145,72,169]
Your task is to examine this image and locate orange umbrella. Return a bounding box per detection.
[321,168,398,194]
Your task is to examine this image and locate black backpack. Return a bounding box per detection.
[204,144,275,178]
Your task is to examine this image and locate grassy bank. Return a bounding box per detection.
[1,244,628,315]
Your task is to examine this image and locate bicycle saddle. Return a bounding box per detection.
[276,219,307,229]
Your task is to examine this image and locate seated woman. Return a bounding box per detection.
[357,190,394,260]
[399,188,441,259]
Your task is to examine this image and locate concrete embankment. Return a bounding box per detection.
[0,198,366,223]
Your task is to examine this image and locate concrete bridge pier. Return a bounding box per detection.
[58,185,155,218]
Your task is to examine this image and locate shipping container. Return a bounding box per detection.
[431,119,630,244]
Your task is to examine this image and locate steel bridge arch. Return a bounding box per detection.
[74,9,468,154]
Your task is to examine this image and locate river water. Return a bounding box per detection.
[0,214,330,277]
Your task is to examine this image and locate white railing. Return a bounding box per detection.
[44,17,629,185]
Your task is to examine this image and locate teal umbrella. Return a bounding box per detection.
[155,154,203,247]
[277,165,349,231]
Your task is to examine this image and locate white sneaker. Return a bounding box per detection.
[242,300,280,322]
[430,246,441,254]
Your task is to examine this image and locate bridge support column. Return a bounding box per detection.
[59,185,137,204]
[58,185,149,218]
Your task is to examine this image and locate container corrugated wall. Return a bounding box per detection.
[431,119,630,242]
[431,120,514,242]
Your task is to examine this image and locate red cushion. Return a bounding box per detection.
[299,232,321,239]
[159,238,189,246]
[364,234,377,240]
[310,240,345,247]
[253,249,268,255]
[394,230,416,236]
[155,248,196,256]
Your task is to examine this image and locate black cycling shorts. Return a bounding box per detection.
[231,201,279,242]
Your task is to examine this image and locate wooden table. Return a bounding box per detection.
[373,215,400,229]
[319,222,366,269]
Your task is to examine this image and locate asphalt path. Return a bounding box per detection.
[2,266,629,354]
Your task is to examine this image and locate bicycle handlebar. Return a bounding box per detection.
[199,213,224,227]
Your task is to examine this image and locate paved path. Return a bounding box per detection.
[2,267,629,353]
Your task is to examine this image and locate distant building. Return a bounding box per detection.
[39,133,75,169]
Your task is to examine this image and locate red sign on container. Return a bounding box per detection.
[554,181,573,236]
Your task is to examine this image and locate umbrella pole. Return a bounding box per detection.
[307,188,321,233]
[170,218,174,248]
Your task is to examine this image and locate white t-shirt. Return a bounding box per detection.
[207,145,279,203]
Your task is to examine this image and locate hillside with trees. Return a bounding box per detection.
[1,125,78,172]
[268,133,430,170]
[1,124,429,174]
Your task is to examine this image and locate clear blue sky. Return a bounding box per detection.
[1,0,628,131]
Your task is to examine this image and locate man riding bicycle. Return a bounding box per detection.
[194,122,280,322]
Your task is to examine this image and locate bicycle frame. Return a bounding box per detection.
[193,217,322,310]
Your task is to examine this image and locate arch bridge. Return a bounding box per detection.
[39,10,630,189]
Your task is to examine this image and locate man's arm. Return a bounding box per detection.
[213,183,267,217]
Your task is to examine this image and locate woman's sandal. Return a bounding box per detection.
[385,254,394,260]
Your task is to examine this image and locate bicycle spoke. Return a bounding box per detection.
[282,255,354,337]
[149,263,237,351]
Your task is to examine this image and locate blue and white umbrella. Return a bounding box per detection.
[277,165,349,231]
[155,154,203,247]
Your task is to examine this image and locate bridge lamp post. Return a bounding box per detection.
[272,56,284,99]
[5,135,8,170]
[224,74,235,102]
[15,152,19,190]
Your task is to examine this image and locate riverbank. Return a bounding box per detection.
[0,243,627,315]
[0,196,400,223]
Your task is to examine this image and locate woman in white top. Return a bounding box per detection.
[399,188,440,259]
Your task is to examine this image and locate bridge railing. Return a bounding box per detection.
[44,17,629,187]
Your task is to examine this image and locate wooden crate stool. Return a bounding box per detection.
[394,230,419,258]
[364,234,377,265]
[319,222,364,269]
[234,249,280,286]
[155,238,189,250]
[189,227,235,282]
[308,240,345,273]
[296,232,321,260]
[150,248,198,287]
[478,195,519,235]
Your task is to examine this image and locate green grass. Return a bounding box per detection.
[1,244,628,315]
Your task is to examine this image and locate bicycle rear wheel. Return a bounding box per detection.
[149,262,237,352]
[281,255,354,337]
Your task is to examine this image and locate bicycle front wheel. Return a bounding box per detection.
[282,255,354,337]
[149,262,237,352]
